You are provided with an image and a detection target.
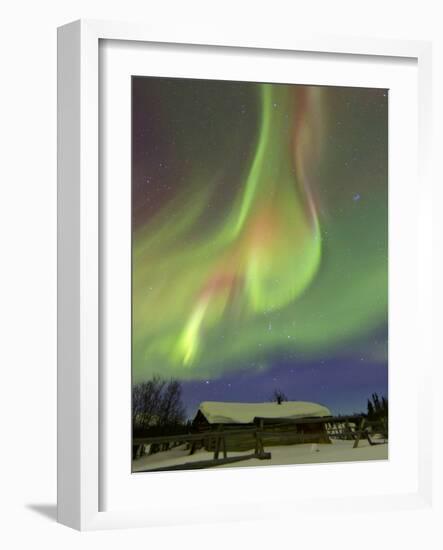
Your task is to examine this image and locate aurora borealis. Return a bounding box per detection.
[132,77,388,416]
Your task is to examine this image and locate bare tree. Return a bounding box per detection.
[270,388,288,405]
[158,379,186,426]
[132,376,185,431]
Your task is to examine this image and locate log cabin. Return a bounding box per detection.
[192,401,332,451]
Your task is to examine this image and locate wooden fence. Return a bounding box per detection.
[133,414,388,472]
[133,427,270,471]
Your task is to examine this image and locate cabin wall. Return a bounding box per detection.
[197,422,330,452]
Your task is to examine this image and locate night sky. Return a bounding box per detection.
[132,76,388,418]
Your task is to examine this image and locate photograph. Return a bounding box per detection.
[131,76,389,473]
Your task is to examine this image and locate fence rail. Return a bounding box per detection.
[133,414,388,471]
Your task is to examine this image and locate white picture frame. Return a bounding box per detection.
[57,19,434,531]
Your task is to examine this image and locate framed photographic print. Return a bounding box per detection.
[57,20,433,530]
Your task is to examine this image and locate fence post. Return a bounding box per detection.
[214,424,222,460]
[353,418,366,448]
[345,418,350,440]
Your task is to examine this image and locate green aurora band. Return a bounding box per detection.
[132,83,388,381]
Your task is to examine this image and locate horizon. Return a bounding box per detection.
[133,353,388,422]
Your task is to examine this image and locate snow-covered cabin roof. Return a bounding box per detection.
[197,401,331,424]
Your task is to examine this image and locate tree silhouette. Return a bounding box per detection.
[132,376,186,432]
[270,389,288,405]
[366,392,388,422]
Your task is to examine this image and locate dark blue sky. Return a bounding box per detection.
[181,354,388,420]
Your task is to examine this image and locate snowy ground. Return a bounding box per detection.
[132,438,388,472]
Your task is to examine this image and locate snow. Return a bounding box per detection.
[133,439,388,472]
[198,400,331,424]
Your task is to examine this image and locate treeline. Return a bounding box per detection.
[366,392,388,422]
[132,376,186,436]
